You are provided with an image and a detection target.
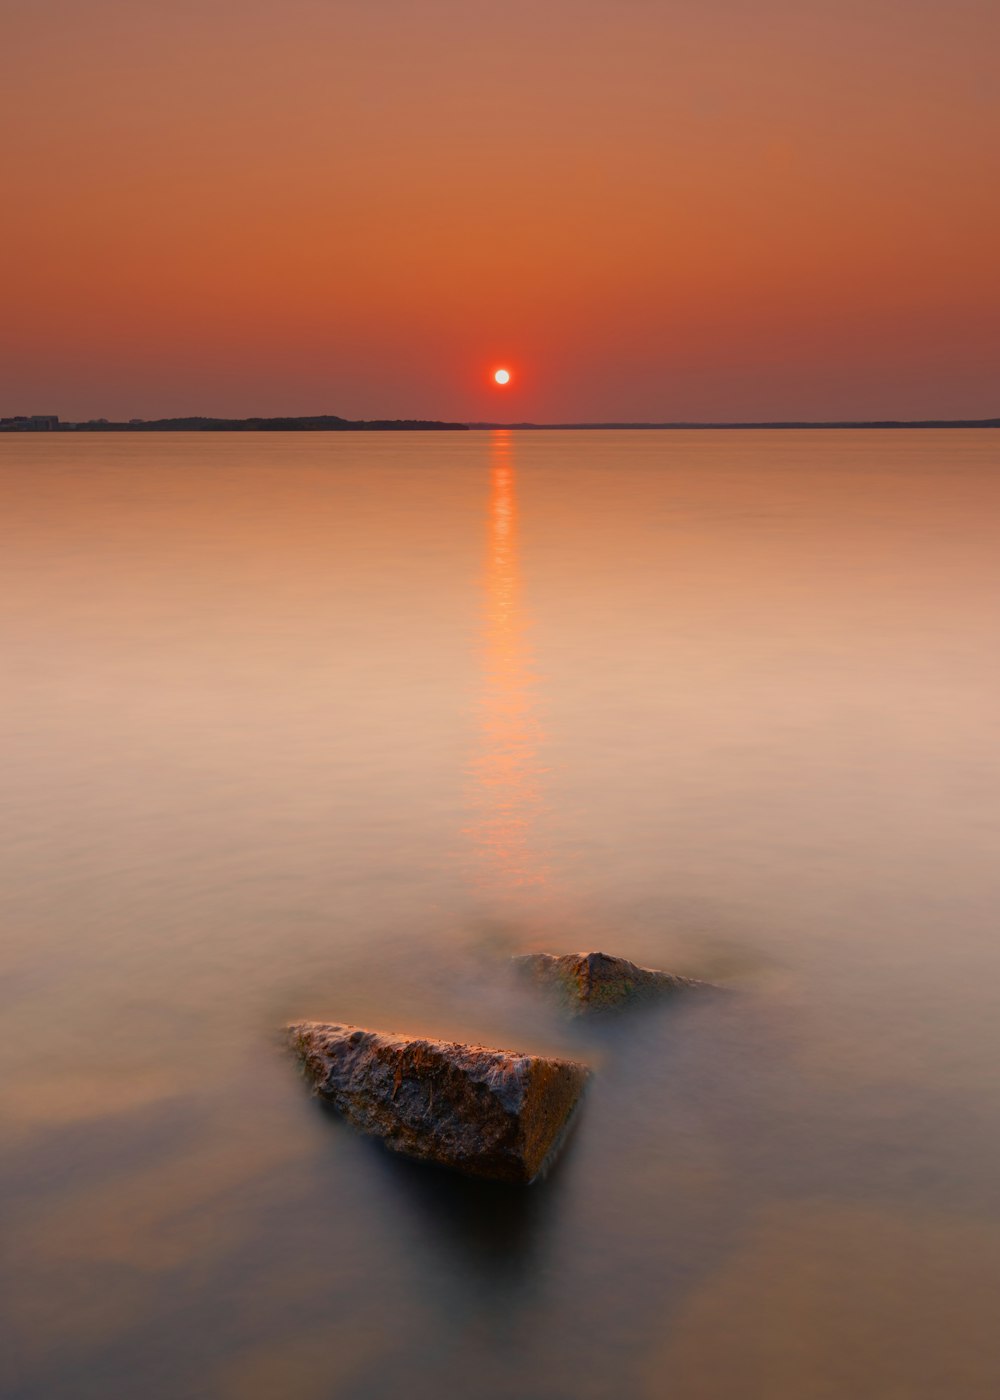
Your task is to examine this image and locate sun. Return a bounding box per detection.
[493,368,511,385]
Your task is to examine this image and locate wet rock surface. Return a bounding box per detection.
[514,950,707,1014]
[288,1022,590,1184]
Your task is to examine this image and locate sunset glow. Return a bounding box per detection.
[2,0,998,421]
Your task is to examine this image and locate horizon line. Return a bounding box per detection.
[2,413,999,433]
[468,416,1000,430]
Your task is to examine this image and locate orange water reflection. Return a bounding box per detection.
[465,432,549,899]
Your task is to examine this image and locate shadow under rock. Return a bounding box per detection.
[315,1097,578,1287]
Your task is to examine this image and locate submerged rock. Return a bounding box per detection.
[288,1022,590,1184]
[514,950,707,1014]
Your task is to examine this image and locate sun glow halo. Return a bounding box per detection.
[493,368,511,385]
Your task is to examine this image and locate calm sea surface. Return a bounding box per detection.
[3,429,1000,1399]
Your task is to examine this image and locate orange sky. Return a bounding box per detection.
[3,0,998,422]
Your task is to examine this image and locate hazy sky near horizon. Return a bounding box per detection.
[3,0,999,422]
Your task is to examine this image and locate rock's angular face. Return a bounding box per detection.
[288,1022,590,1184]
[514,950,705,1014]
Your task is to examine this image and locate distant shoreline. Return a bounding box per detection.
[467,418,1000,430]
[0,415,469,433]
[2,414,998,433]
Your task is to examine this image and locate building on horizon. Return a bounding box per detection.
[0,414,60,430]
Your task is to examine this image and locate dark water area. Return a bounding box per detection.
[3,429,1000,1399]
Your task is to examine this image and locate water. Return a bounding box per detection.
[3,429,1000,1399]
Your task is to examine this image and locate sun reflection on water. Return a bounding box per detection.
[465,432,550,901]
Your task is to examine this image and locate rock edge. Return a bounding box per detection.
[288,1021,590,1184]
[513,950,708,1014]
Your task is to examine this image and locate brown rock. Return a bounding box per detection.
[514,950,707,1014]
[288,1022,590,1184]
